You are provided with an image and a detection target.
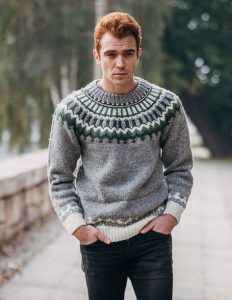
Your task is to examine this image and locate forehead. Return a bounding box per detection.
[99,32,137,52]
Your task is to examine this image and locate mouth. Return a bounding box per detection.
[113,73,127,76]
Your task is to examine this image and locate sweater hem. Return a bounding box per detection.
[95,212,162,242]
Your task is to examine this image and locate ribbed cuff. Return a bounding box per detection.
[63,213,86,235]
[163,200,185,223]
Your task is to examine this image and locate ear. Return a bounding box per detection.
[93,49,101,64]
[138,48,142,59]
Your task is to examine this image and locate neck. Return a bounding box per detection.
[100,77,137,94]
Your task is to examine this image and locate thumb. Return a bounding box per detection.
[140,219,156,234]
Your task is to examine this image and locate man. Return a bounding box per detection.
[47,12,193,300]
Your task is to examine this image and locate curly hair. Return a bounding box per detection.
[94,12,142,53]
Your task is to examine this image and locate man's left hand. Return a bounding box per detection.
[140,214,177,235]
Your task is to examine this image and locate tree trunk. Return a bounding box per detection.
[69,55,78,91]
[60,64,70,98]
[46,72,61,108]
[182,92,232,157]
[93,0,108,79]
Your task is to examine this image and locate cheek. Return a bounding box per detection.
[131,59,138,68]
[103,61,113,71]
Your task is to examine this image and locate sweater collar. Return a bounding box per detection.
[83,76,151,105]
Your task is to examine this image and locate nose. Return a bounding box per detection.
[116,55,125,69]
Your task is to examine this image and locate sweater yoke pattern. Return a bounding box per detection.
[54,78,182,143]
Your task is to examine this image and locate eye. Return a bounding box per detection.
[107,53,116,57]
[124,52,134,57]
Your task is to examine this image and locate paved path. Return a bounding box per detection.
[0,158,232,300]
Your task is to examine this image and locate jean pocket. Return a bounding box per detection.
[150,229,171,237]
[80,239,100,247]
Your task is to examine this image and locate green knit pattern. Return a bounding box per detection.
[54,79,181,143]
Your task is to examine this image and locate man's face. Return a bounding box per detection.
[93,32,142,93]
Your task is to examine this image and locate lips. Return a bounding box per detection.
[113,73,127,75]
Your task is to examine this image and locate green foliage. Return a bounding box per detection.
[162,0,232,156]
[0,0,94,153]
[0,0,231,157]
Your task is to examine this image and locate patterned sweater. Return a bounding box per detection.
[47,77,193,242]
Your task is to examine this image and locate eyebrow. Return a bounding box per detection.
[103,49,136,55]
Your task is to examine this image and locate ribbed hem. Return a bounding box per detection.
[163,200,185,223]
[95,213,161,243]
[63,213,86,235]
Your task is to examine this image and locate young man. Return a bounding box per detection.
[47,12,193,300]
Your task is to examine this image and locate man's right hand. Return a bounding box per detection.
[73,225,111,245]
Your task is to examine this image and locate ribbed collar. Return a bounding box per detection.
[83,76,151,105]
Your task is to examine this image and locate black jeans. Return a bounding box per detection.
[80,230,173,300]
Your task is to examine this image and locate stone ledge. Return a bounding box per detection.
[0,149,48,199]
[0,149,53,243]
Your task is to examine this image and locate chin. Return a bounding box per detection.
[111,76,131,84]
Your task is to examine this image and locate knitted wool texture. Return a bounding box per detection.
[47,77,193,242]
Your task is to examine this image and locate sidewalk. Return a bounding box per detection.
[0,158,232,300]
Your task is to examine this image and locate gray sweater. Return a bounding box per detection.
[47,77,193,242]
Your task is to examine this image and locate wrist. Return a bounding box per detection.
[72,225,86,236]
[163,213,177,225]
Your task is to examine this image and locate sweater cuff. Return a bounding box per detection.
[63,213,86,235]
[163,192,187,223]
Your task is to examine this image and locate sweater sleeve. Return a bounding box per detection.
[47,102,86,234]
[160,96,194,223]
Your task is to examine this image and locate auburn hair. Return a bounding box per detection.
[94,12,142,53]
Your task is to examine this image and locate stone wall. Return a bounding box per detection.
[0,149,54,244]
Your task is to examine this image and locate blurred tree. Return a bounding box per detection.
[0,0,94,152]
[108,0,168,84]
[162,0,232,157]
[1,0,231,157]
[94,0,108,78]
